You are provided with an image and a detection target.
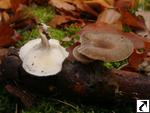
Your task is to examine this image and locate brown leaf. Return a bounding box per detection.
[96,8,122,30]
[0,0,11,9]
[49,0,76,11]
[49,15,85,28]
[120,10,146,30]
[9,6,36,30]
[123,38,150,72]
[115,0,136,9]
[10,0,28,12]
[67,0,98,16]
[97,8,121,24]
[123,50,149,72]
[84,0,114,8]
[0,24,21,47]
[49,0,98,17]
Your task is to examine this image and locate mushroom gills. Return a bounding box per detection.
[19,39,69,76]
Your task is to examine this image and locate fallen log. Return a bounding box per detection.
[1,48,150,106]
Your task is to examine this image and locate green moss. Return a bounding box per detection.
[16,28,39,47]
[29,5,55,23]
[104,59,128,69]
[123,24,133,32]
[48,28,66,40]
[16,25,80,47]
[64,25,81,36]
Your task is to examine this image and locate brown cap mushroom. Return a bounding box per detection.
[76,31,134,62]
[73,46,93,63]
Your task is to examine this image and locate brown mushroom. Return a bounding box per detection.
[73,46,93,63]
[76,31,134,62]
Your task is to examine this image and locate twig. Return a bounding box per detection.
[51,98,78,110]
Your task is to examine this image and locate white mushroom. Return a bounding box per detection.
[19,24,69,76]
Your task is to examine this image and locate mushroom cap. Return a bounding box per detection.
[78,32,134,62]
[73,46,93,63]
[19,38,69,76]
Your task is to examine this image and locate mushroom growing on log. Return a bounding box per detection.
[19,23,69,76]
[73,31,134,62]
[0,24,150,106]
[1,47,150,105]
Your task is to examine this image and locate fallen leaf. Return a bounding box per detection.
[84,0,114,8]
[49,15,85,28]
[67,0,98,16]
[97,8,121,24]
[0,0,11,9]
[123,50,149,72]
[0,23,21,47]
[10,0,28,12]
[9,7,36,30]
[121,10,146,30]
[115,0,136,9]
[49,0,76,11]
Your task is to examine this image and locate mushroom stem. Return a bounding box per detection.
[38,23,50,48]
[39,31,50,48]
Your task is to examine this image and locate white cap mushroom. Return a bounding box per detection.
[76,32,134,62]
[19,23,69,76]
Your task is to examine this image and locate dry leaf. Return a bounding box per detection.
[123,50,149,72]
[121,10,146,30]
[9,7,36,30]
[10,0,28,12]
[49,0,76,11]
[97,8,121,24]
[115,0,136,9]
[67,0,98,16]
[49,15,85,28]
[84,0,114,8]
[0,24,21,47]
[0,0,11,9]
